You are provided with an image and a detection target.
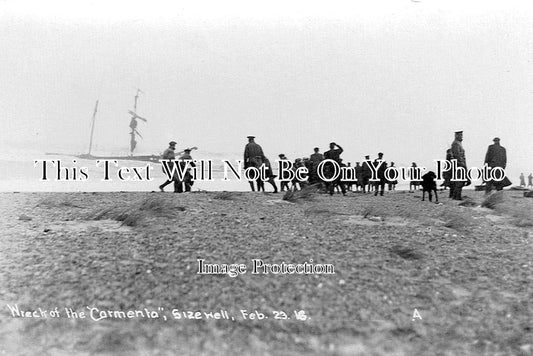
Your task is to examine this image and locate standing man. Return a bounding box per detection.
[484,137,508,193]
[159,141,179,192]
[309,147,324,185]
[244,136,265,191]
[450,131,467,200]
[361,155,372,193]
[442,149,453,194]
[355,162,363,192]
[373,152,387,196]
[528,173,533,188]
[323,142,346,196]
[278,154,291,192]
[178,148,196,193]
[387,162,398,191]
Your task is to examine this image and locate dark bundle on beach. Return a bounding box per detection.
[213,191,238,200]
[282,184,321,203]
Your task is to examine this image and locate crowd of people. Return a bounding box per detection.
[158,132,526,200]
[244,136,396,197]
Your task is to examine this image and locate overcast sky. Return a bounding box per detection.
[1,0,532,178]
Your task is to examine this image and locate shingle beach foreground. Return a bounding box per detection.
[0,190,531,355]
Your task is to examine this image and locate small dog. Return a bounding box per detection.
[421,171,438,203]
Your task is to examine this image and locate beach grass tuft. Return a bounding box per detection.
[481,191,504,209]
[213,191,238,200]
[87,196,184,226]
[36,196,82,208]
[443,211,474,231]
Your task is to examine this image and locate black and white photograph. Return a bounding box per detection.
[1,0,532,355]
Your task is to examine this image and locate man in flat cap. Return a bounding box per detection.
[484,137,509,193]
[243,136,265,191]
[159,141,179,192]
[450,131,467,200]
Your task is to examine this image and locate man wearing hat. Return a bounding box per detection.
[159,141,179,192]
[373,152,387,196]
[278,154,291,192]
[178,148,196,193]
[309,148,324,185]
[323,142,346,195]
[484,137,509,192]
[361,155,372,193]
[243,136,265,191]
[450,131,467,200]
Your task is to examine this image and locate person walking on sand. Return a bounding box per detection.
[484,137,509,193]
[450,131,467,200]
[243,136,265,191]
[159,141,179,192]
[519,173,526,187]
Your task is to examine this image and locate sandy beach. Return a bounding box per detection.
[0,189,531,355]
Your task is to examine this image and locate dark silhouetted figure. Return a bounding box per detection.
[421,171,438,203]
[244,136,265,191]
[450,131,467,200]
[409,162,421,192]
[258,157,278,193]
[355,162,363,192]
[442,149,453,192]
[373,152,387,196]
[159,141,179,192]
[177,148,196,193]
[484,137,509,193]
[323,142,346,196]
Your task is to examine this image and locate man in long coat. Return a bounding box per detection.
[244,136,265,191]
[450,131,467,200]
[159,141,179,192]
[323,142,346,196]
[361,155,372,193]
[484,137,509,192]
[373,152,387,196]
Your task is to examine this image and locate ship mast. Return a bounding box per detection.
[129,88,147,155]
[88,100,99,155]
